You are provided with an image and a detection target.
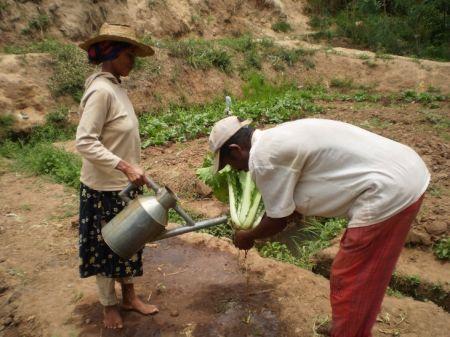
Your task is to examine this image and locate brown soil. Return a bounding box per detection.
[1,167,449,337]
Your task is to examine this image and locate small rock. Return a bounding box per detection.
[48,3,59,13]
[85,318,91,324]
[170,309,179,317]
[0,282,8,295]
[7,291,21,304]
[5,213,17,218]
[405,229,432,246]
[2,316,12,326]
[425,222,447,236]
[194,180,212,197]
[70,217,79,227]
[26,315,35,322]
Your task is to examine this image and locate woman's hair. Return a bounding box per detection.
[220,124,254,159]
[87,41,131,65]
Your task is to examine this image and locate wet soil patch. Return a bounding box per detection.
[76,237,289,337]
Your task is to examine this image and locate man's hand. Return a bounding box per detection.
[233,230,255,250]
[116,160,146,186]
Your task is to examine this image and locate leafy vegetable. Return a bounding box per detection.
[196,160,265,230]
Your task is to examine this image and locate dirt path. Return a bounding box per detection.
[1,162,450,337]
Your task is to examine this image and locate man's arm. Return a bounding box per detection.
[233,213,289,250]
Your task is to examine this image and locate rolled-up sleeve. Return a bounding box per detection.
[75,89,122,169]
[253,165,300,218]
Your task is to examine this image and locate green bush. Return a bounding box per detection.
[306,0,450,61]
[22,14,50,35]
[45,106,70,125]
[0,140,81,189]
[165,39,232,72]
[0,114,15,140]
[272,21,292,33]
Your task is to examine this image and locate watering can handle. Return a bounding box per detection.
[118,177,196,227]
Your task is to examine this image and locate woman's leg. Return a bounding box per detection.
[96,275,123,329]
[120,277,159,315]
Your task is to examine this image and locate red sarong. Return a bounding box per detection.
[330,195,424,337]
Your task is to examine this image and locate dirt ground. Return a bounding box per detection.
[0,165,449,337]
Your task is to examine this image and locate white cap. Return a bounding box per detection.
[208,116,252,173]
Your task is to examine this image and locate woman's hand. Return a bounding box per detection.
[115,160,146,186]
[233,230,255,250]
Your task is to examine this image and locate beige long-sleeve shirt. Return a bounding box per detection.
[76,72,141,191]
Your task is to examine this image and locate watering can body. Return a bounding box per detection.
[101,178,227,260]
[102,196,168,260]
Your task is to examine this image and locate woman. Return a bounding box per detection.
[76,23,158,329]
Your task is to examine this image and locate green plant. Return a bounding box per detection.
[330,77,354,89]
[259,242,298,264]
[272,20,292,33]
[0,114,15,139]
[165,39,232,72]
[197,164,264,230]
[45,106,70,125]
[0,0,9,13]
[22,14,50,36]
[306,0,450,61]
[433,238,449,261]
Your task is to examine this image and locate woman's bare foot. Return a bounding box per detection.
[121,283,159,315]
[103,305,123,329]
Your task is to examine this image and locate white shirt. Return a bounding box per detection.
[249,119,430,228]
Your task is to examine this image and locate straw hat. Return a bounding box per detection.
[79,23,154,57]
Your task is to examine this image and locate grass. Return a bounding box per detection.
[160,35,315,73]
[259,217,346,270]
[0,114,15,140]
[164,39,232,72]
[330,77,354,89]
[0,106,80,189]
[271,20,292,33]
[4,39,92,102]
[306,0,450,61]
[22,14,50,36]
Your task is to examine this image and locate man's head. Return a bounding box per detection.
[209,116,254,173]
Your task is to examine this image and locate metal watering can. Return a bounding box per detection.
[101,177,227,259]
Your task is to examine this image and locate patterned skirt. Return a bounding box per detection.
[79,183,144,278]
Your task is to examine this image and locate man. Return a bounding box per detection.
[208,116,430,337]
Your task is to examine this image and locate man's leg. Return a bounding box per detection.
[121,277,159,315]
[96,275,123,329]
[330,196,423,337]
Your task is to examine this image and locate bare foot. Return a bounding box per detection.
[122,296,159,315]
[103,305,123,329]
[122,283,159,315]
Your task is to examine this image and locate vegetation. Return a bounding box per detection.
[4,39,92,102]
[271,20,292,33]
[433,237,449,261]
[0,106,80,188]
[259,217,347,270]
[22,14,50,36]
[306,0,450,61]
[0,114,15,140]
